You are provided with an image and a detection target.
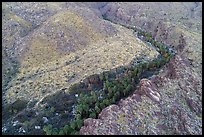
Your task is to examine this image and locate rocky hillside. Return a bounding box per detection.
[2,2,202,135]
[3,2,158,105]
[80,2,202,135]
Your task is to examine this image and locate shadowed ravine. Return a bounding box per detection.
[40,18,176,135]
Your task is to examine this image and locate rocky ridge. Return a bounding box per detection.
[80,2,202,135]
[2,2,202,135]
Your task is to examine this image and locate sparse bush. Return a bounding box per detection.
[99,73,104,81]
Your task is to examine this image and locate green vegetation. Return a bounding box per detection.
[43,24,174,135]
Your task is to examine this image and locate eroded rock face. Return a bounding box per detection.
[138,79,161,103]
[80,78,165,135]
[80,54,202,134]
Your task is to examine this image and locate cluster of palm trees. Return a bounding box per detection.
[43,26,174,135]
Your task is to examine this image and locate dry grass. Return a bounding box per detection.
[5,10,159,105]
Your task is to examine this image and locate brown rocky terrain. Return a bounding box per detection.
[79,2,202,135]
[2,2,202,135]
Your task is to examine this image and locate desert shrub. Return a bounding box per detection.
[165,56,171,62]
[146,33,153,41]
[141,62,148,70]
[154,59,161,68]
[139,30,145,36]
[136,66,142,76]
[160,57,167,66]
[104,72,109,81]
[152,40,157,45]
[148,38,154,43]
[108,71,117,80]
[99,73,105,81]
[11,99,28,113]
[147,61,156,70]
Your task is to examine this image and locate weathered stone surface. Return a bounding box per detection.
[139,79,161,103]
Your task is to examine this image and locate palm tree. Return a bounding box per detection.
[63,125,71,135]
[75,119,83,130]
[89,112,96,119]
[95,105,101,114]
[70,121,77,130]
[111,96,116,104]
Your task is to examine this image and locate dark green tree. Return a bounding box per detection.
[75,119,83,130]
[63,125,71,135]
[58,129,64,135]
[95,105,101,114]
[99,101,105,109]
[92,91,97,104]
[52,128,58,135]
[89,112,96,119]
[111,96,116,104]
[70,121,77,130]
[103,99,110,106]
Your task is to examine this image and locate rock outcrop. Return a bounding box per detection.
[80,50,202,134]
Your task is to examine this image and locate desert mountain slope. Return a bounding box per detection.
[80,2,202,135]
[2,2,202,135]
[3,4,159,106]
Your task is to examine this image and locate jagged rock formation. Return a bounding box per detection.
[80,54,202,135]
